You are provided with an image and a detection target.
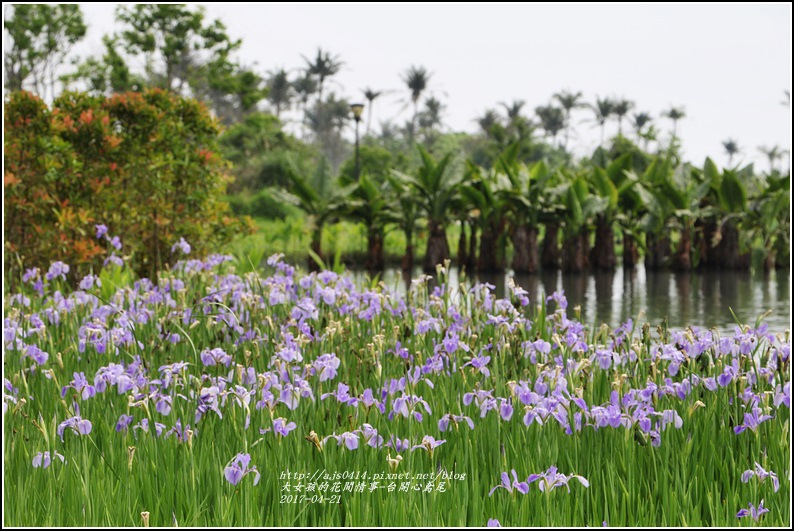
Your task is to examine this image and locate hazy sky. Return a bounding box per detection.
[71,3,791,169]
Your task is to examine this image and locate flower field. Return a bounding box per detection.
[3,249,790,527]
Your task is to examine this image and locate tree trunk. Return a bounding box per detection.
[593,219,616,271]
[457,221,468,269]
[466,220,478,273]
[764,250,777,272]
[713,221,749,270]
[673,225,692,271]
[623,233,639,269]
[645,234,669,270]
[511,224,539,273]
[562,230,588,273]
[423,219,450,272]
[366,227,384,272]
[478,222,503,273]
[309,227,322,272]
[695,219,717,270]
[541,223,560,270]
[402,230,414,272]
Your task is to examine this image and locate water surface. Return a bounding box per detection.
[351,266,791,334]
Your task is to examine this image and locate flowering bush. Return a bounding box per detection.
[3,89,251,284]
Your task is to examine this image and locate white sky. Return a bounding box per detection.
[68,3,793,169]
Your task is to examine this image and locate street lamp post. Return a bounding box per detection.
[350,103,364,180]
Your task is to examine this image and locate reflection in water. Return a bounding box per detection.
[354,266,791,334]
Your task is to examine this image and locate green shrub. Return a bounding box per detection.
[4,89,252,283]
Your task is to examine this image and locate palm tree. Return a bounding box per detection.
[362,87,384,136]
[402,65,431,143]
[758,145,783,173]
[292,72,317,138]
[340,172,390,272]
[392,146,464,271]
[553,90,585,150]
[303,48,343,107]
[632,112,652,141]
[385,172,420,272]
[266,69,292,119]
[418,96,445,138]
[591,97,615,147]
[535,105,565,147]
[477,109,501,135]
[722,138,740,167]
[497,145,560,273]
[461,162,509,273]
[613,98,634,136]
[662,106,686,139]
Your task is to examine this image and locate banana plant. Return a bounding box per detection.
[744,172,789,270]
[587,153,640,271]
[559,171,610,272]
[392,146,465,271]
[652,161,711,271]
[497,147,560,273]
[340,171,391,272]
[637,158,676,270]
[384,171,420,272]
[460,161,510,273]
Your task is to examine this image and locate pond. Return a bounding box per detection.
[351,266,792,334]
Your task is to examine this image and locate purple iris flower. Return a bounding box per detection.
[487,519,501,527]
[57,415,93,441]
[489,470,529,496]
[224,453,260,486]
[200,348,232,367]
[411,435,446,458]
[116,414,134,432]
[386,435,411,453]
[22,267,39,283]
[61,372,96,400]
[32,451,66,468]
[741,463,780,492]
[45,261,70,281]
[104,254,124,267]
[323,431,359,450]
[357,424,384,448]
[734,407,773,434]
[736,500,769,521]
[95,224,108,239]
[109,236,122,250]
[438,413,475,432]
[774,382,790,408]
[313,353,341,382]
[25,344,49,365]
[171,237,191,255]
[526,466,590,492]
[464,354,491,377]
[273,417,297,437]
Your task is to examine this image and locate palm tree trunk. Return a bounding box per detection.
[541,223,560,269]
[402,229,414,272]
[423,219,450,271]
[623,233,639,269]
[511,224,539,273]
[478,222,503,273]
[457,221,468,269]
[309,227,323,272]
[645,233,670,270]
[673,225,692,271]
[593,219,616,271]
[366,227,384,272]
[562,230,589,273]
[466,220,478,272]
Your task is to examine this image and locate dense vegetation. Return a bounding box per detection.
[3,253,790,526]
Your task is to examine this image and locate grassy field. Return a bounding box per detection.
[3,253,790,526]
